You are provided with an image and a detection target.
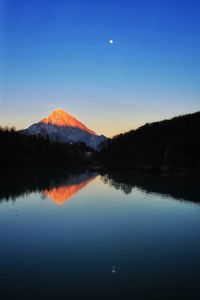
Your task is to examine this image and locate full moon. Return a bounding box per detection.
[109,39,114,44]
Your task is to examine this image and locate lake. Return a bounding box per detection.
[0,171,200,299]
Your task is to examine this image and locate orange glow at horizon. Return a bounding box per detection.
[42,176,97,205]
[3,108,147,138]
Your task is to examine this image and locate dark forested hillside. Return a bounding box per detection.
[2,111,200,174]
[0,127,93,171]
[98,112,200,172]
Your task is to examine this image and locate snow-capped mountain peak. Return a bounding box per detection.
[21,108,107,150]
[40,109,97,135]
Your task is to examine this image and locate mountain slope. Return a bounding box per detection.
[21,109,106,150]
[99,111,200,172]
[40,109,96,135]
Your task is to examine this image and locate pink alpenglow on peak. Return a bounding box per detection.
[21,108,107,150]
[40,109,97,136]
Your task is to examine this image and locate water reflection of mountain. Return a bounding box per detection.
[0,171,97,203]
[102,173,200,203]
[42,174,97,205]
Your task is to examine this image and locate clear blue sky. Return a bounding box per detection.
[1,0,200,136]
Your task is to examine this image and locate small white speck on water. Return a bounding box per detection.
[112,266,116,273]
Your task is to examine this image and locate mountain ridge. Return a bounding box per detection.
[40,109,97,135]
[99,111,200,172]
[21,108,107,150]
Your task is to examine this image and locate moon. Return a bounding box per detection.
[109,39,114,44]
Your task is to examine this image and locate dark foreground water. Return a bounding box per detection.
[0,172,200,300]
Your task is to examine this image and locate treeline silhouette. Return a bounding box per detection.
[1,111,200,174]
[98,111,200,172]
[0,127,93,171]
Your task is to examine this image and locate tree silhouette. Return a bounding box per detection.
[98,111,200,172]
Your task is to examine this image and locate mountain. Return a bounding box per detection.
[99,111,200,172]
[40,109,96,135]
[21,109,107,150]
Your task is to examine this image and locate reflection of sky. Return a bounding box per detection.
[1,175,200,298]
[1,0,200,136]
[1,175,200,251]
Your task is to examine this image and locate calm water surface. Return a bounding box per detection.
[0,172,200,299]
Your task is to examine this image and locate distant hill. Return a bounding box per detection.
[20,109,106,150]
[99,111,200,172]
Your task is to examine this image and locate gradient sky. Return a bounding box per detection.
[1,0,200,136]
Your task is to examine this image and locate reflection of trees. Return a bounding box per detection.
[101,172,200,203]
[102,175,132,194]
[0,171,97,203]
[122,184,132,194]
[110,180,132,194]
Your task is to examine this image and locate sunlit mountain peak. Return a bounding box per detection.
[22,108,107,149]
[40,108,97,135]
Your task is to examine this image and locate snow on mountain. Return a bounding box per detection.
[40,108,96,135]
[21,109,107,150]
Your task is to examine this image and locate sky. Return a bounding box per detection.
[1,0,200,137]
